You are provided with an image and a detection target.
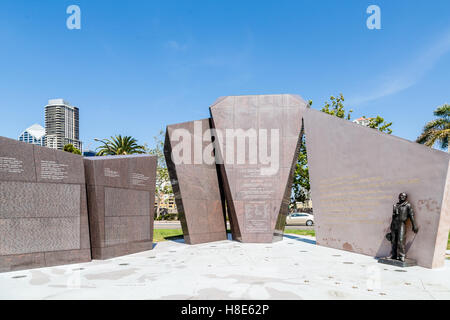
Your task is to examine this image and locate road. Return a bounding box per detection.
[154,221,315,231]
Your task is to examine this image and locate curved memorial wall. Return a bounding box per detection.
[0,137,91,272]
[84,155,157,259]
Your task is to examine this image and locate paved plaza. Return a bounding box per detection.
[1,234,449,300]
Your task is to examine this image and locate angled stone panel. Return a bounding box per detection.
[304,108,450,268]
[433,161,450,268]
[164,118,227,244]
[0,136,91,273]
[84,155,156,259]
[210,95,307,243]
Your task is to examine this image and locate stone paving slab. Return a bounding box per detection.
[0,234,449,300]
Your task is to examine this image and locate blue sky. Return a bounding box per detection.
[1,0,449,150]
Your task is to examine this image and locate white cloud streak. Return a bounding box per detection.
[348,30,450,106]
[165,40,188,51]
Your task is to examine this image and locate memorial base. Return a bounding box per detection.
[185,232,228,245]
[91,241,154,260]
[377,257,417,268]
[0,249,91,273]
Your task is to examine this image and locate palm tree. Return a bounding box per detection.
[95,135,146,156]
[417,104,450,152]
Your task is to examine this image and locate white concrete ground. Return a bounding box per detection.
[1,234,449,300]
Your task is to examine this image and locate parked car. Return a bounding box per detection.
[286,212,314,226]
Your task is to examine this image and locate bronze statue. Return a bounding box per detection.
[386,193,419,262]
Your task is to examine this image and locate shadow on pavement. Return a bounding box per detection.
[283,234,317,245]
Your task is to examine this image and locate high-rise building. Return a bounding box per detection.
[18,124,46,146]
[45,99,82,151]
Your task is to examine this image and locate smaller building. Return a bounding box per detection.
[18,124,46,146]
[353,117,373,127]
[296,199,313,210]
[83,150,96,157]
[156,194,178,214]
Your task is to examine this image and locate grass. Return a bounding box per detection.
[284,229,316,237]
[153,229,183,242]
[154,228,317,242]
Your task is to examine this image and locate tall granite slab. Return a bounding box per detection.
[304,108,450,268]
[84,155,157,259]
[0,136,91,273]
[164,119,228,244]
[210,95,307,243]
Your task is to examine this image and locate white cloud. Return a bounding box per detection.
[165,40,188,51]
[348,30,450,106]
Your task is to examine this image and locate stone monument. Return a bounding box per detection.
[164,119,228,244]
[210,95,307,243]
[0,137,91,272]
[304,108,450,269]
[84,155,157,259]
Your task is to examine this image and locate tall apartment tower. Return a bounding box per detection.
[45,99,82,151]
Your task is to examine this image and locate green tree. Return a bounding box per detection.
[63,144,81,155]
[292,136,309,204]
[416,104,450,152]
[359,115,393,134]
[146,130,174,218]
[291,93,393,206]
[320,93,353,120]
[95,135,146,156]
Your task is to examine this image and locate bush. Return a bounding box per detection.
[63,144,81,155]
[291,208,313,214]
[156,213,178,221]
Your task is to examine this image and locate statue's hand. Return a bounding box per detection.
[413,226,419,234]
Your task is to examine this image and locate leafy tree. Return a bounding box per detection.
[291,93,393,207]
[416,104,450,152]
[63,144,81,155]
[359,115,393,134]
[292,136,309,204]
[146,130,174,218]
[320,93,353,120]
[291,100,313,206]
[95,135,146,156]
